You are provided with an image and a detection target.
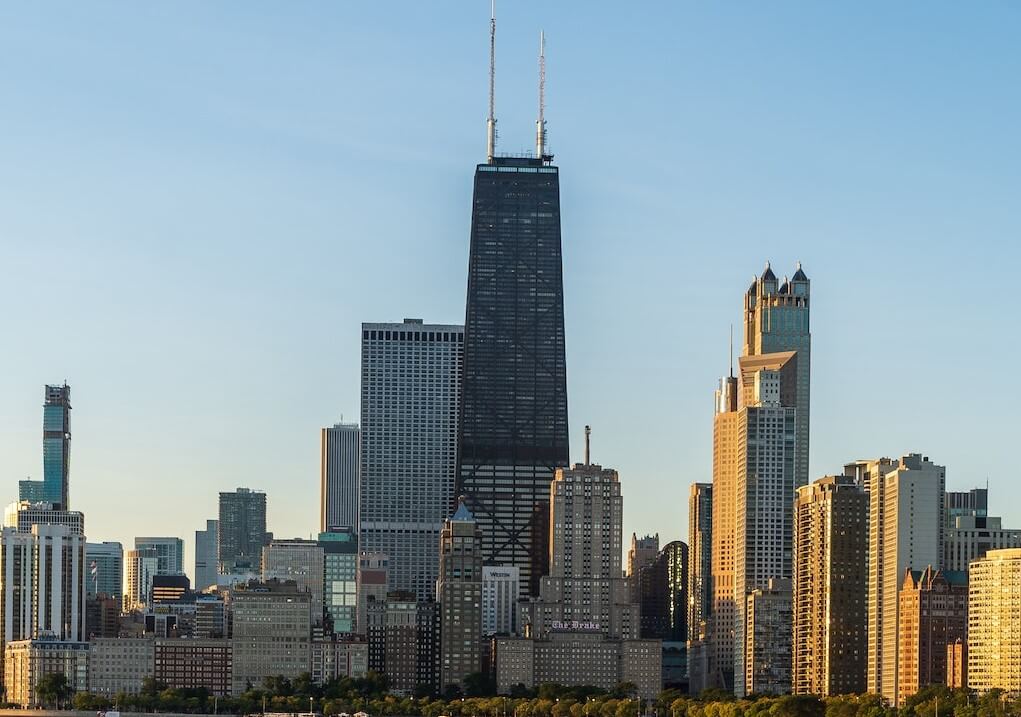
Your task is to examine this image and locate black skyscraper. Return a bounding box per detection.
[457,155,569,596]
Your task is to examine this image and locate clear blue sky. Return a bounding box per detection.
[2,2,1019,578]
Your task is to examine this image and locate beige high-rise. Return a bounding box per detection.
[862,454,946,705]
[792,475,868,696]
[732,353,798,697]
[710,262,810,695]
[967,548,1021,694]
[709,373,738,688]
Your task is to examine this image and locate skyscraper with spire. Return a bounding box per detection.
[456,11,569,597]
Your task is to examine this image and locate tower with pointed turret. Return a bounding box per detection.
[743,262,811,489]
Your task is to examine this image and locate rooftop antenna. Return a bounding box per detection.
[729,324,734,377]
[536,30,547,160]
[486,1,497,163]
[584,425,591,465]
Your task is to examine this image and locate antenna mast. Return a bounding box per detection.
[486,1,497,163]
[536,30,547,160]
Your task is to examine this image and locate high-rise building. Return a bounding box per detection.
[945,487,987,524]
[231,579,312,696]
[3,525,87,642]
[744,578,792,695]
[124,547,159,611]
[438,499,483,690]
[321,422,359,533]
[4,501,83,535]
[262,539,326,628]
[218,488,269,575]
[709,372,738,690]
[134,537,184,576]
[864,454,946,705]
[19,384,72,510]
[732,352,798,697]
[792,475,868,696]
[638,541,688,642]
[457,146,569,598]
[319,527,358,635]
[1,529,35,645]
[521,461,636,639]
[943,515,1021,571]
[502,454,661,699]
[628,533,660,578]
[687,483,712,644]
[967,548,1021,694]
[482,565,519,636]
[742,264,810,489]
[356,552,388,635]
[897,566,968,704]
[86,542,123,602]
[628,533,660,603]
[365,591,440,696]
[360,320,463,600]
[194,519,218,590]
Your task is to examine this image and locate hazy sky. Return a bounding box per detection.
[2,2,1019,579]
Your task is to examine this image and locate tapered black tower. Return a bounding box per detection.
[456,154,569,597]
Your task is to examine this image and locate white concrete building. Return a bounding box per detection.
[863,454,946,705]
[360,320,463,600]
[482,565,519,635]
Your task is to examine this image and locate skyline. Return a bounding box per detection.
[3,2,1021,575]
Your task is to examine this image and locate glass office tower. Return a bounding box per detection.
[20,384,72,509]
[457,155,570,596]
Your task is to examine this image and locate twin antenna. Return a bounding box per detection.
[486,2,549,163]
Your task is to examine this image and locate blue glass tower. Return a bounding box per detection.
[19,384,72,509]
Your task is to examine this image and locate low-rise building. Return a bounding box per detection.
[495,632,661,698]
[311,637,369,684]
[155,638,232,696]
[88,637,154,695]
[3,639,89,707]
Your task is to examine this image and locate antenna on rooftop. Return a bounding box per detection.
[536,30,547,160]
[729,324,734,378]
[486,1,498,163]
[584,425,591,465]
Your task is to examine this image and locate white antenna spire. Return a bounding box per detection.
[486,1,497,163]
[536,30,547,160]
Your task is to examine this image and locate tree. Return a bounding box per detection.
[36,672,73,708]
[465,672,497,698]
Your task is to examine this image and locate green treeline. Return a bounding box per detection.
[58,675,1021,717]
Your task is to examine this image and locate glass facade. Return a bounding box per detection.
[319,528,358,634]
[20,384,72,509]
[458,156,570,597]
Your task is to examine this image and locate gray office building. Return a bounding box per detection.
[321,422,360,532]
[194,519,218,590]
[218,488,270,574]
[360,319,463,599]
